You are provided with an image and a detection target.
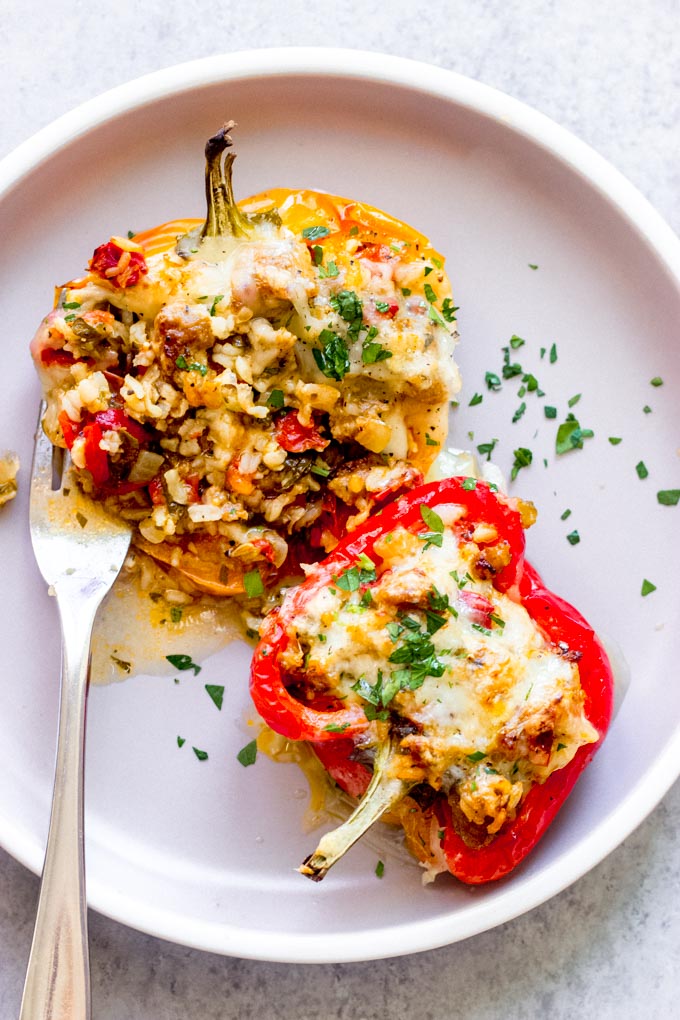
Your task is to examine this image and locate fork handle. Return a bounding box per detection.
[19,592,100,1020]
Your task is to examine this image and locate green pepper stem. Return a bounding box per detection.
[299,734,414,882]
[201,121,256,239]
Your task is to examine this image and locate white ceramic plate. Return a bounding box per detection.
[1,49,679,964]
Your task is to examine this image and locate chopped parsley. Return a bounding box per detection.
[485,371,502,391]
[477,438,498,460]
[466,751,486,763]
[566,530,581,545]
[302,225,330,240]
[170,606,183,624]
[266,389,285,409]
[635,461,649,480]
[511,447,533,481]
[608,436,622,445]
[419,505,445,549]
[166,653,201,675]
[657,489,680,506]
[237,740,258,767]
[555,414,594,455]
[192,747,209,762]
[544,406,557,419]
[650,377,663,387]
[329,289,363,339]
[641,579,657,596]
[313,329,350,380]
[209,294,224,315]
[177,736,185,748]
[205,684,225,710]
[469,392,483,407]
[375,860,385,879]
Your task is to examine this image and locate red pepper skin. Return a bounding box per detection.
[274,411,329,453]
[93,408,148,444]
[251,478,526,742]
[81,422,109,485]
[249,477,614,884]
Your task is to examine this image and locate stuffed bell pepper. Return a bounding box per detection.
[249,477,614,884]
[30,123,460,599]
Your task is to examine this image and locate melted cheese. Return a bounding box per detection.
[289,523,598,834]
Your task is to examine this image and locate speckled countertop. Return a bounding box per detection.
[1,2,679,1017]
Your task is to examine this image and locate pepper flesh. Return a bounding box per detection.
[249,478,614,884]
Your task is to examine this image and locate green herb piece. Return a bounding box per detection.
[170,606,183,624]
[243,568,265,598]
[560,508,572,521]
[329,289,363,339]
[319,260,339,279]
[209,294,224,315]
[641,579,657,596]
[425,433,440,446]
[166,653,201,675]
[657,489,680,506]
[555,415,594,455]
[469,392,483,407]
[511,447,533,481]
[177,736,185,748]
[420,505,445,534]
[509,335,525,350]
[461,477,477,491]
[650,377,663,387]
[608,436,622,445]
[362,340,393,364]
[375,860,385,879]
[175,355,189,369]
[324,722,350,733]
[643,405,652,414]
[349,225,359,236]
[127,229,136,239]
[237,740,258,767]
[556,742,567,752]
[76,512,88,528]
[424,265,434,276]
[512,402,526,423]
[568,393,581,408]
[549,343,558,363]
[485,371,502,391]
[477,438,498,460]
[467,751,486,763]
[205,684,225,710]
[302,225,330,240]
[266,389,285,409]
[635,461,649,479]
[401,287,412,296]
[544,406,557,419]
[566,530,581,545]
[311,460,331,477]
[193,747,209,761]
[311,244,324,266]
[62,300,82,310]
[528,263,538,270]
[313,329,350,380]
[441,298,458,322]
[423,282,438,305]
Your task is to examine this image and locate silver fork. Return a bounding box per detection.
[21,403,132,1020]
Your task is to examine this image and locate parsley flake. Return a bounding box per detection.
[244,569,265,598]
[237,740,258,767]
[313,329,350,380]
[205,684,224,710]
[641,579,657,596]
[166,653,201,675]
[302,225,330,241]
[657,489,680,506]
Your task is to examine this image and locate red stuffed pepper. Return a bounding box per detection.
[249,477,613,884]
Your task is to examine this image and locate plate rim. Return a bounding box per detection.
[2,46,680,963]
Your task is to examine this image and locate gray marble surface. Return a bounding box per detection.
[1,1,679,1017]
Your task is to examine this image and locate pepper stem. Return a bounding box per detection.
[201,121,256,239]
[299,733,414,882]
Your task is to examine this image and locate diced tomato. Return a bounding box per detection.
[89,241,148,289]
[148,476,166,506]
[458,589,494,627]
[274,411,329,453]
[41,348,77,367]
